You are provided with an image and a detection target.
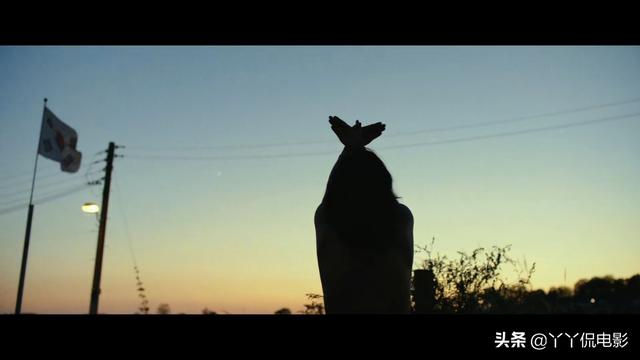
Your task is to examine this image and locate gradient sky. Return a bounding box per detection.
[1,46,639,314]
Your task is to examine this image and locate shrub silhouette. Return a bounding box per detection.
[414,238,535,313]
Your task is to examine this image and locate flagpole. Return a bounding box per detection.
[15,98,46,315]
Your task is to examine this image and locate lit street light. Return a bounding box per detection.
[82,202,100,214]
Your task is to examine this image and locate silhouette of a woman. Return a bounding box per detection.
[315,116,414,314]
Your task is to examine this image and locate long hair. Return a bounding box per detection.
[321,147,400,250]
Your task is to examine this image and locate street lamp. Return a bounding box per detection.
[82,202,100,214]
[82,202,100,228]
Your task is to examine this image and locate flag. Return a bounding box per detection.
[38,107,82,173]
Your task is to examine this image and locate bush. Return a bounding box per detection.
[414,238,536,313]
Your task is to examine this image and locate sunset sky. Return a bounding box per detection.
[1,46,639,314]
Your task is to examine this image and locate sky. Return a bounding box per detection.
[0,46,639,314]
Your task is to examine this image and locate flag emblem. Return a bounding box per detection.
[38,107,82,173]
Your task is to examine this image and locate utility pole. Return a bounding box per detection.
[89,142,119,315]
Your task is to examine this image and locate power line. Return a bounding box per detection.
[114,177,149,314]
[386,96,640,138]
[113,176,138,267]
[125,149,337,161]
[0,150,105,184]
[123,112,640,162]
[125,97,640,152]
[0,170,100,196]
[0,166,64,185]
[0,181,91,207]
[113,172,151,313]
[379,111,640,150]
[2,97,638,183]
[85,153,106,197]
[0,184,91,216]
[127,138,336,151]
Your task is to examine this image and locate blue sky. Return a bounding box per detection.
[1,46,639,313]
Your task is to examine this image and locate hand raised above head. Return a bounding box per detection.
[360,121,386,146]
[329,116,386,148]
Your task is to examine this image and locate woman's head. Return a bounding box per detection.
[321,148,399,247]
[323,148,397,207]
